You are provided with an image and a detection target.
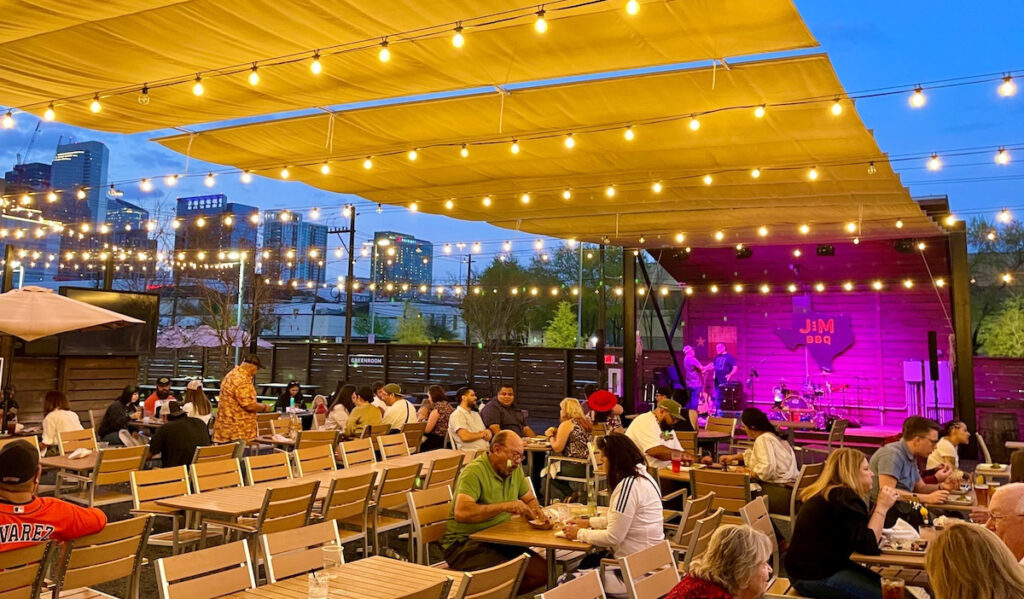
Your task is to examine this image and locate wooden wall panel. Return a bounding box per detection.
[10,358,59,425]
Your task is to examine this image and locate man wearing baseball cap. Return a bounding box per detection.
[213,354,272,443]
[0,440,106,552]
[148,401,211,468]
[625,398,692,469]
[143,376,177,418]
[380,384,417,432]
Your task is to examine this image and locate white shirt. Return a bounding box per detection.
[743,432,799,484]
[625,411,673,469]
[448,405,489,451]
[42,409,84,446]
[927,438,959,470]
[372,397,388,411]
[382,398,417,430]
[576,466,665,557]
[322,405,349,431]
[182,403,212,425]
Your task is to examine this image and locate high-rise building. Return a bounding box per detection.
[50,141,109,224]
[370,231,433,291]
[3,162,51,192]
[261,210,328,284]
[106,199,152,248]
[2,162,54,282]
[173,194,258,267]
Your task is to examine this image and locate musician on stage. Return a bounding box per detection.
[712,343,738,402]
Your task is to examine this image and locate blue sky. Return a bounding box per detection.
[1,1,1021,282]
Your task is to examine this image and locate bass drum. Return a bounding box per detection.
[783,395,815,422]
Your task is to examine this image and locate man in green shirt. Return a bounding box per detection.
[442,430,548,592]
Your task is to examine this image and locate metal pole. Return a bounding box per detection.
[597,245,606,370]
[577,243,584,347]
[235,255,245,365]
[370,246,377,342]
[464,253,473,345]
[308,285,319,341]
[2,245,15,293]
[102,252,114,289]
[623,249,637,413]
[247,251,259,354]
[344,206,356,344]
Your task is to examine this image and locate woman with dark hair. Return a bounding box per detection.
[40,390,83,453]
[422,385,454,451]
[324,384,356,431]
[344,386,382,438]
[98,385,141,445]
[274,381,307,411]
[720,407,799,513]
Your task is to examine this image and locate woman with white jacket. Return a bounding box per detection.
[322,384,356,432]
[721,407,799,513]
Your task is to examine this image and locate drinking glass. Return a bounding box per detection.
[308,571,328,599]
[322,543,343,576]
[670,451,682,473]
[881,577,905,599]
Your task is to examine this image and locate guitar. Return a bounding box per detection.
[696,365,716,416]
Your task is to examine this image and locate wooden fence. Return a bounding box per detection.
[975,357,1024,462]
[11,356,139,426]
[139,343,604,421]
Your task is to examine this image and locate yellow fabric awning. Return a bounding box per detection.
[0,0,816,133]
[154,53,941,246]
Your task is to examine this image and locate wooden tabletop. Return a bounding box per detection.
[469,515,591,552]
[697,431,730,441]
[130,419,164,429]
[771,420,819,430]
[658,465,752,483]
[223,556,459,599]
[253,435,296,447]
[40,454,97,471]
[157,449,465,517]
[851,551,925,569]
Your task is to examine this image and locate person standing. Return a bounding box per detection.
[682,346,711,411]
[97,385,141,445]
[381,384,417,431]
[448,387,491,451]
[40,391,83,454]
[148,401,211,468]
[712,343,738,402]
[212,355,272,444]
[480,385,536,438]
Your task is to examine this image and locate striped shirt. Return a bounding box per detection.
[576,466,665,557]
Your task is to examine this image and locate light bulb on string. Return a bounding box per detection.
[407,149,418,161]
[626,0,639,15]
[758,226,769,237]
[927,154,941,171]
[249,212,260,224]
[482,195,492,207]
[510,139,520,154]
[562,189,572,200]
[520,192,531,204]
[754,104,766,118]
[563,133,575,149]
[460,144,469,158]
[1,111,13,128]
[808,167,819,181]
[444,199,455,210]
[164,174,179,186]
[342,205,352,219]
[192,75,204,96]
[909,86,926,108]
[751,168,761,179]
[223,215,233,227]
[703,174,712,185]
[452,25,465,48]
[309,207,320,220]
[280,166,290,179]
[652,181,663,193]
[688,115,701,131]
[845,222,857,233]
[196,217,206,228]
[363,156,373,170]
[248,65,260,85]
[867,162,877,175]
[378,40,391,62]
[998,208,1012,223]
[76,189,86,200]
[140,179,153,192]
[1000,75,1017,97]
[204,173,216,187]
[534,9,548,33]
[320,162,330,175]
[624,125,635,141]
[675,233,685,243]
[409,202,418,212]
[799,224,810,235]
[46,191,57,202]
[605,185,616,198]
[895,219,904,229]
[996,148,1010,165]
[310,51,323,74]
[714,231,725,241]
[44,104,55,121]
[830,98,843,116]
[240,171,252,183]
[90,95,101,113]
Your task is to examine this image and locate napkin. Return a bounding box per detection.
[883,518,918,539]
[554,530,567,538]
[68,448,93,460]
[272,434,292,443]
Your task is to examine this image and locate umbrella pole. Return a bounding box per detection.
[1,334,12,432]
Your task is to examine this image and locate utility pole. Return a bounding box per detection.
[327,205,356,344]
[234,253,245,365]
[597,245,607,381]
[464,253,473,345]
[577,243,584,347]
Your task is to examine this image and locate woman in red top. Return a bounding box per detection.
[666,525,772,599]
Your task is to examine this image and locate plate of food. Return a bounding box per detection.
[980,463,1007,471]
[879,537,928,555]
[945,494,974,505]
[528,519,554,530]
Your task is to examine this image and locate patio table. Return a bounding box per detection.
[469,514,591,588]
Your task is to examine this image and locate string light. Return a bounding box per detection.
[714,231,725,241]
[534,9,548,33]
[409,202,418,212]
[624,126,635,141]
[223,215,233,227]
[1003,273,1014,284]
[363,157,373,170]
[702,174,712,185]
[651,181,663,193]
[2,111,13,128]
[759,284,770,294]
[46,191,57,203]
[830,98,843,116]
[43,104,55,121]
[534,239,544,250]
[520,192,531,204]
[916,242,926,251]
[310,51,323,74]
[460,144,469,158]
[76,189,86,200]
[998,208,1012,223]
[444,199,454,210]
[799,224,810,235]
[604,185,616,198]
[309,207,320,220]
[407,149,419,161]
[191,74,204,96]
[793,249,802,257]
[845,222,857,233]
[204,173,216,187]
[675,233,685,243]
[688,115,701,131]
[935,278,946,288]
[196,217,206,228]
[342,205,352,219]
[787,284,798,293]
[867,162,877,175]
[164,174,179,186]
[909,86,926,108]
[563,133,575,149]
[996,148,1010,165]
[709,285,719,294]
[927,154,941,171]
[249,213,260,224]
[378,40,391,62]
[280,166,291,179]
[482,196,492,207]
[510,140,520,154]
[625,0,640,15]
[140,179,153,192]
[751,168,761,179]
[562,189,572,200]
[903,279,914,289]
[895,219,904,229]
[814,283,826,292]
[986,230,997,241]
[944,214,957,226]
[90,95,101,113]
[754,104,766,118]
[248,65,260,86]
[808,167,819,181]
[757,226,768,237]
[843,281,854,291]
[1000,75,1017,97]
[240,171,252,183]
[452,25,465,48]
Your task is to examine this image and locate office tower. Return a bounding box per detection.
[370,231,433,290]
[50,141,109,224]
[261,210,328,284]
[106,199,154,250]
[172,194,258,271]
[2,162,54,282]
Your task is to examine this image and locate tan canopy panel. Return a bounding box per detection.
[154,53,941,246]
[0,0,816,133]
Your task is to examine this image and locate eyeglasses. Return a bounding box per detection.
[988,512,1023,522]
[503,449,525,463]
[917,435,939,446]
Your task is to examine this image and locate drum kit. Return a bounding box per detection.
[767,378,853,430]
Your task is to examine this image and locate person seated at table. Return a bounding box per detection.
[0,440,107,552]
[417,396,433,423]
[544,398,593,501]
[869,416,958,527]
[148,401,211,468]
[927,420,970,474]
[924,521,1024,599]
[665,525,772,599]
[1,384,18,426]
[381,384,417,432]
[785,448,899,599]
[182,387,213,425]
[441,431,548,593]
[583,388,624,432]
[480,385,536,438]
[185,378,204,392]
[323,385,355,432]
[372,381,388,413]
[274,381,307,412]
[40,391,83,455]
[212,355,273,444]
[670,388,699,431]
[143,377,176,418]
[563,435,664,569]
[310,394,329,416]
[719,408,799,514]
[449,387,492,451]
[970,483,1024,563]
[624,398,691,469]
[344,386,383,438]
[97,384,141,446]
[422,385,454,452]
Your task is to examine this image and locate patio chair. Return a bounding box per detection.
[52,515,152,599]
[260,520,343,583]
[58,444,148,507]
[316,471,377,556]
[190,458,245,492]
[57,428,97,456]
[243,451,293,484]
[155,540,256,599]
[620,541,680,599]
[362,423,391,439]
[200,480,320,556]
[376,433,411,461]
[192,440,244,463]
[0,435,39,452]
[402,421,427,453]
[0,541,55,599]
[669,491,715,562]
[295,429,339,450]
[130,467,203,554]
[338,438,377,468]
[407,484,453,565]
[292,444,337,476]
[398,579,456,599]
[797,419,849,460]
[681,508,725,572]
[771,462,824,535]
[690,469,751,525]
[543,452,593,505]
[740,496,785,591]
[424,453,464,489]
[450,554,528,599]
[675,431,698,456]
[538,570,607,599]
[705,416,738,453]
[371,463,421,556]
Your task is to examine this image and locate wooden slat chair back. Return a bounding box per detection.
[799,419,850,458]
[377,433,411,461]
[740,496,781,588]
[318,471,376,555]
[682,508,725,573]
[671,491,716,549]
[705,416,737,451]
[407,485,454,565]
[260,520,343,583]
[293,444,337,476]
[269,419,296,437]
[402,421,427,454]
[259,480,321,536]
[452,554,528,599]
[0,541,54,599]
[255,413,278,436]
[155,540,256,599]
[538,569,606,599]
[243,451,293,485]
[777,462,825,529]
[61,445,148,507]
[0,436,39,453]
[53,515,152,599]
[424,454,464,489]
[362,423,391,439]
[620,541,680,599]
[191,441,242,464]
[88,409,101,431]
[372,463,422,556]
[400,578,456,599]
[338,438,377,468]
[191,458,245,493]
[295,429,339,450]
[58,428,97,455]
[592,422,607,437]
[674,431,698,456]
[691,469,751,523]
[130,467,200,554]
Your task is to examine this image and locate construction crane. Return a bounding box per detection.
[15,122,41,165]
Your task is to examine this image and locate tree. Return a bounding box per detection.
[978,294,1024,357]
[968,217,1024,351]
[426,322,456,343]
[543,301,578,348]
[394,302,430,344]
[353,312,392,339]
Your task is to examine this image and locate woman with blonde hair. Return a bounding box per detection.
[544,398,593,501]
[666,524,772,599]
[925,521,1024,599]
[785,448,899,599]
[182,387,213,425]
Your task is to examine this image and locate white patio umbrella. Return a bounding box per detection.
[155,325,193,349]
[0,286,144,341]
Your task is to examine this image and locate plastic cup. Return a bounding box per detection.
[976,483,990,507]
[308,572,328,599]
[671,451,682,473]
[322,543,343,576]
[881,577,905,599]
